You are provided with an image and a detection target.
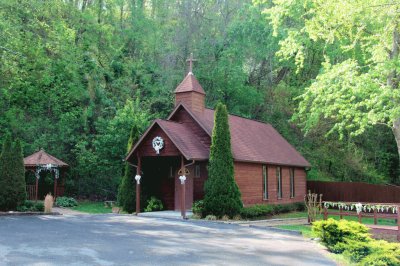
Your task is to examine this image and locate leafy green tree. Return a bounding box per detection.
[203,103,242,217]
[0,136,26,211]
[264,0,400,171]
[117,125,140,213]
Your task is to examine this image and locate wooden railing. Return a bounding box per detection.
[26,185,36,200]
[323,201,400,241]
[25,185,65,200]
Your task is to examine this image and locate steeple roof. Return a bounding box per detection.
[174,73,206,95]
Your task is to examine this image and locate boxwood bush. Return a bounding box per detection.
[55,197,78,207]
[16,200,44,212]
[312,219,400,265]
[144,196,163,212]
[240,202,305,219]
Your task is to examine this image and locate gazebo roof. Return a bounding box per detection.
[24,149,69,168]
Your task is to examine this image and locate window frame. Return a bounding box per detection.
[195,164,201,178]
[263,165,268,200]
[277,167,282,199]
[290,168,295,198]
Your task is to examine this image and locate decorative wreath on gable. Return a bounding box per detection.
[152,136,164,154]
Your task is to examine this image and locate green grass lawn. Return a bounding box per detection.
[272,209,396,240]
[272,210,396,226]
[276,224,314,238]
[72,201,112,214]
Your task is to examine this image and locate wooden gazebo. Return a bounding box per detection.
[24,149,69,201]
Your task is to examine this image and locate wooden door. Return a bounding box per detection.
[174,172,193,211]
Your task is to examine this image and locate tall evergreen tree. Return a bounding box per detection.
[0,136,13,211]
[117,126,140,213]
[12,139,27,207]
[0,136,26,211]
[203,103,242,217]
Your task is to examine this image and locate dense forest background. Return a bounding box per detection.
[0,0,398,199]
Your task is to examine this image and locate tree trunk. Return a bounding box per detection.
[389,23,400,173]
[394,118,400,167]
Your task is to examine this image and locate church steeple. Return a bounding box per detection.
[174,53,206,113]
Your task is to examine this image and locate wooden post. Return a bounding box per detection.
[373,208,377,225]
[324,207,328,220]
[35,177,39,202]
[135,156,141,215]
[339,206,343,220]
[397,205,400,241]
[180,156,186,219]
[54,176,57,200]
[358,211,362,223]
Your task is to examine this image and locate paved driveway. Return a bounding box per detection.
[0,214,335,266]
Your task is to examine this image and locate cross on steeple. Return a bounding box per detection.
[186,53,197,74]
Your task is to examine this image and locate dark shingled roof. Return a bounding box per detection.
[24,149,69,168]
[174,73,206,95]
[191,108,311,167]
[157,120,209,160]
[127,104,310,167]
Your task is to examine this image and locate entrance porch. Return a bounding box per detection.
[140,156,194,211]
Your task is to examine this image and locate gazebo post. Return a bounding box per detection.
[54,175,57,199]
[35,177,39,202]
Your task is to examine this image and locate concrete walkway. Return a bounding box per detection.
[138,210,193,219]
[52,207,87,215]
[0,214,335,265]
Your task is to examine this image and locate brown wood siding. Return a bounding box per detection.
[175,91,205,113]
[170,108,211,147]
[136,125,180,157]
[192,162,208,201]
[234,162,306,206]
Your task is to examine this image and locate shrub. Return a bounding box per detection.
[0,137,26,211]
[312,219,371,251]
[205,215,217,220]
[360,252,400,266]
[293,202,306,211]
[33,202,44,212]
[117,126,139,214]
[336,240,371,262]
[239,203,304,219]
[192,200,204,217]
[144,196,163,212]
[56,197,78,207]
[240,204,274,219]
[16,201,43,212]
[313,220,400,264]
[203,103,242,218]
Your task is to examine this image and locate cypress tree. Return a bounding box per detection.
[117,126,139,213]
[203,103,242,217]
[12,139,27,207]
[0,136,12,211]
[0,136,26,211]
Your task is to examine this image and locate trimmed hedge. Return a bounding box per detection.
[240,202,305,219]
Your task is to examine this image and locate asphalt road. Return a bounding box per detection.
[0,214,335,266]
